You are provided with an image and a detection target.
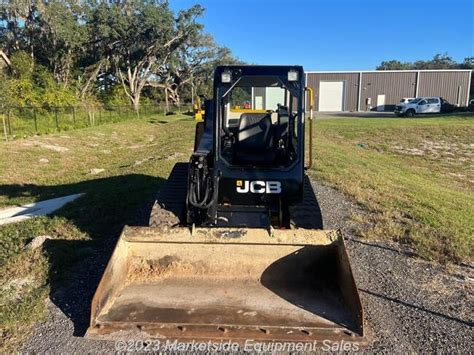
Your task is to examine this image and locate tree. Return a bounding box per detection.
[376,60,412,70]
[32,1,87,87]
[377,53,473,70]
[88,2,205,113]
[460,57,474,69]
[0,1,36,57]
[0,1,87,87]
[190,45,241,99]
[0,51,38,108]
[0,49,11,68]
[0,1,238,112]
[153,33,220,110]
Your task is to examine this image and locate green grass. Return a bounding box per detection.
[0,112,473,350]
[1,105,191,140]
[0,113,195,350]
[311,115,473,263]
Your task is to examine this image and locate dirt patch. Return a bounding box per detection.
[166,152,184,160]
[133,156,153,166]
[390,139,474,185]
[1,276,34,302]
[391,145,425,156]
[391,139,473,159]
[127,256,206,282]
[89,168,105,175]
[35,142,69,153]
[24,235,51,250]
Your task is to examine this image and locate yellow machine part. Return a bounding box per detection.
[194,97,205,121]
[230,108,270,113]
[86,226,364,345]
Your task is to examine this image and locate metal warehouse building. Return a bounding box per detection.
[305,70,472,112]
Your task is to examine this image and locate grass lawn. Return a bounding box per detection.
[0,112,472,350]
[311,114,473,263]
[0,113,196,350]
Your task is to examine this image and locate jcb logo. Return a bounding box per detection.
[236,180,282,194]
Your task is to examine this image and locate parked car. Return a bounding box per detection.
[399,97,415,105]
[467,99,474,112]
[440,98,457,113]
[395,97,447,117]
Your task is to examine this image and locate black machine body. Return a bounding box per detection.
[187,65,307,228]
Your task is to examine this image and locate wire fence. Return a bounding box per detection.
[0,103,193,141]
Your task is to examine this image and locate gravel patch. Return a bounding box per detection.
[22,179,473,352]
[313,180,473,353]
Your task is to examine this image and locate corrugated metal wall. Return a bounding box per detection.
[418,71,471,106]
[253,87,299,110]
[306,73,359,111]
[360,72,417,111]
[253,87,266,109]
[306,70,472,111]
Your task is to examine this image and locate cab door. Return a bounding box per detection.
[427,98,441,113]
[417,99,429,113]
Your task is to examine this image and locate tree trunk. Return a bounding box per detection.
[0,50,11,68]
[164,88,169,114]
[131,95,140,117]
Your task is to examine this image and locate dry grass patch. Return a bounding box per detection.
[312,115,474,263]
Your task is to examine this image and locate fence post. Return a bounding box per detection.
[7,110,12,135]
[72,106,76,127]
[55,107,59,131]
[2,114,8,141]
[99,109,102,124]
[33,108,38,133]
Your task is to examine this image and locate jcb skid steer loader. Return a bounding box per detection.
[87,66,364,345]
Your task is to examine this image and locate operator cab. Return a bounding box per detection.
[219,75,299,168]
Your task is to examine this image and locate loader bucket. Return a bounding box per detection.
[86,226,364,345]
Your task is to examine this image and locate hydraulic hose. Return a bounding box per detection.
[187,159,216,209]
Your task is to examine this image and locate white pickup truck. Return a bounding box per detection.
[394,97,442,117]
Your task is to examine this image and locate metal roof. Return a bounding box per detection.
[305,69,472,74]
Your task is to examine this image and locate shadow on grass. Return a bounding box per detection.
[1,173,166,336]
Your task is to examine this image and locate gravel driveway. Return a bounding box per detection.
[22,180,473,352]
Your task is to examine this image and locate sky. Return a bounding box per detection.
[170,0,473,71]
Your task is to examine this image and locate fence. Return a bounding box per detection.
[0,103,192,141]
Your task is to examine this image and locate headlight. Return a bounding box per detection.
[288,70,298,81]
[221,71,231,83]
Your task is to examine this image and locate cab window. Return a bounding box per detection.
[418,100,427,105]
[230,87,252,110]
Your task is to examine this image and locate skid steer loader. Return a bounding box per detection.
[86,66,365,346]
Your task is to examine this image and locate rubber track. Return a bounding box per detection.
[149,163,189,227]
[289,175,324,229]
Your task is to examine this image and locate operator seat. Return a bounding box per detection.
[275,104,289,143]
[235,113,275,163]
